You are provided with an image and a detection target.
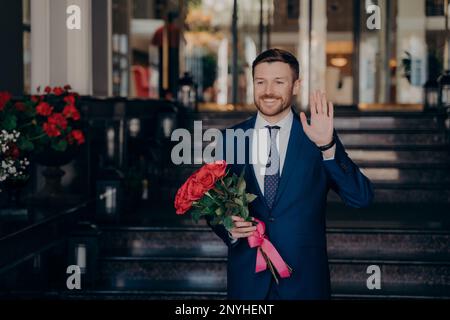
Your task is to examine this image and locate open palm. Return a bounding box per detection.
[300,90,334,146]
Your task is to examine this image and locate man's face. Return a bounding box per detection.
[253,61,300,118]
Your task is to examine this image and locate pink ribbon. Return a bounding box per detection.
[247,218,291,279]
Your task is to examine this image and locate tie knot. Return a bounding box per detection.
[265,125,280,136]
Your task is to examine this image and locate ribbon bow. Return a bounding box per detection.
[247,218,292,282]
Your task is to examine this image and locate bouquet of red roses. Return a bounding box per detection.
[174,160,292,284]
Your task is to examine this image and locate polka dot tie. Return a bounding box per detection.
[264,125,280,209]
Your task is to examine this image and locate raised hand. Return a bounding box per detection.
[300,90,334,147]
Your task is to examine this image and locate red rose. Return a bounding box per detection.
[64,84,72,91]
[193,167,217,191]
[36,102,53,116]
[62,104,80,120]
[174,183,193,214]
[48,113,68,130]
[206,160,227,179]
[186,177,208,200]
[53,87,64,96]
[43,122,61,137]
[31,95,40,103]
[71,130,85,145]
[63,95,76,106]
[0,91,12,111]
[44,86,52,94]
[15,102,26,112]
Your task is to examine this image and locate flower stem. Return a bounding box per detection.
[18,122,34,129]
[260,248,279,285]
[29,133,46,141]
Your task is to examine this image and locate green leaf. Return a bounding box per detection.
[233,197,243,206]
[52,139,68,152]
[215,207,224,216]
[17,138,34,151]
[223,216,234,231]
[246,193,257,203]
[237,176,246,194]
[224,177,232,188]
[199,195,214,207]
[190,209,202,224]
[2,114,17,131]
[241,206,249,219]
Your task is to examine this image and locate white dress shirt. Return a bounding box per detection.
[250,108,334,196]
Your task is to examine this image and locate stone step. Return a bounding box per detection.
[163,162,450,185]
[99,228,450,263]
[337,131,447,146]
[183,129,447,149]
[180,111,446,131]
[327,187,450,203]
[99,202,450,230]
[96,258,450,298]
[161,184,450,204]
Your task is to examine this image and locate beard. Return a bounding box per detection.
[254,94,292,117]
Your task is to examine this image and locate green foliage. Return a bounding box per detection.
[2,114,17,131]
[186,169,258,230]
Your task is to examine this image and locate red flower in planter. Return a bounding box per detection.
[15,102,26,112]
[70,129,85,145]
[62,104,80,120]
[36,102,54,116]
[43,122,61,137]
[63,95,76,106]
[48,113,68,130]
[0,91,12,111]
[53,87,64,96]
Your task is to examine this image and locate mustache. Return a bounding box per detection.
[259,95,281,100]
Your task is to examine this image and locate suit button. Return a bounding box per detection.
[269,217,275,222]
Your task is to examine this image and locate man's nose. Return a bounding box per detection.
[264,83,275,95]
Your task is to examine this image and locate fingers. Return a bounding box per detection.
[300,112,309,130]
[328,101,334,119]
[310,90,332,117]
[310,92,318,115]
[229,215,257,239]
[321,92,327,115]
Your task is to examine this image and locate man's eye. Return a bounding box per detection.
[276,81,284,84]
[256,82,263,85]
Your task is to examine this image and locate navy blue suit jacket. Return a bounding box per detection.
[207,109,374,300]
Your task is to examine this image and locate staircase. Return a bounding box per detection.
[67,109,450,300]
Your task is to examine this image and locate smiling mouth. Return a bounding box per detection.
[262,98,278,103]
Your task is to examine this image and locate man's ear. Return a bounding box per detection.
[292,78,301,96]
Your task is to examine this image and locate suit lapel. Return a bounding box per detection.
[242,116,272,215]
[271,114,305,211]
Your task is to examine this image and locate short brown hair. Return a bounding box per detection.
[252,48,300,81]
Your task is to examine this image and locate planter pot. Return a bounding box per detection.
[28,146,82,207]
[34,146,78,167]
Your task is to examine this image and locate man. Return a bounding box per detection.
[207,48,373,300]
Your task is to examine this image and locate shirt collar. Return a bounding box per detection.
[254,107,294,130]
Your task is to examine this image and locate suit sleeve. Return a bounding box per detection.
[205,215,240,248]
[323,131,374,208]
